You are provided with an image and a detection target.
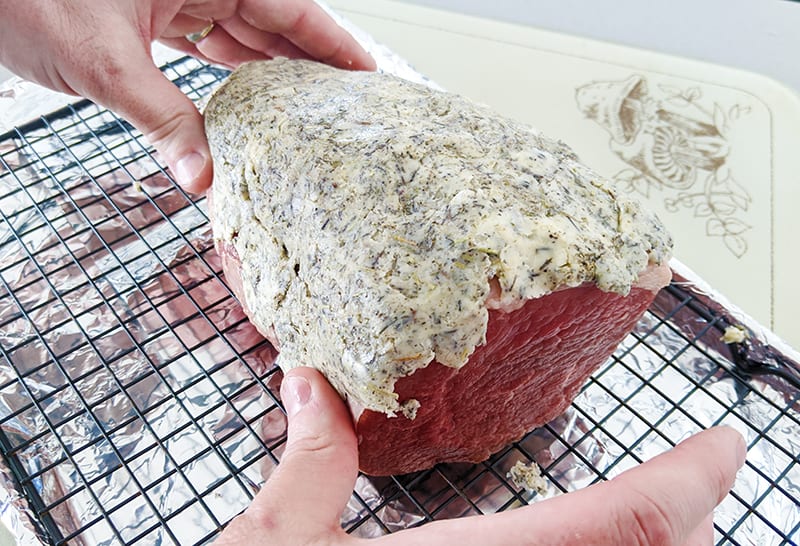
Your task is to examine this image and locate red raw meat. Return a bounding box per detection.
[217,236,668,475]
[357,271,665,475]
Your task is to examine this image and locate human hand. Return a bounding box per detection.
[0,0,375,193]
[215,366,746,546]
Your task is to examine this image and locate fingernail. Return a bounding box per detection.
[720,425,747,467]
[282,375,311,418]
[735,431,747,468]
[175,152,206,187]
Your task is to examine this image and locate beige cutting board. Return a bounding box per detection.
[330,0,800,349]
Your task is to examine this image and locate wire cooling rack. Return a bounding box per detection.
[0,56,798,546]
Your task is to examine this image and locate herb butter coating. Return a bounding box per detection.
[204,59,672,416]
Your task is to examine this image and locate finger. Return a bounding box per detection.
[72,32,213,194]
[218,14,310,60]
[194,25,268,68]
[592,426,744,546]
[173,0,238,22]
[239,0,376,70]
[682,513,714,546]
[156,38,216,66]
[162,13,212,38]
[248,367,358,536]
[382,427,745,546]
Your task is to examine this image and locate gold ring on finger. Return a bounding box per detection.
[186,21,215,44]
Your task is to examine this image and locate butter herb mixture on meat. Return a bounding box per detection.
[204,59,672,416]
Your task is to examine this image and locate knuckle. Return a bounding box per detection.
[613,488,679,546]
[288,430,340,460]
[286,9,309,35]
[320,38,346,66]
[215,512,277,545]
[197,0,240,21]
[145,108,198,149]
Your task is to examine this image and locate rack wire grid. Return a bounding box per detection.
[0,56,798,546]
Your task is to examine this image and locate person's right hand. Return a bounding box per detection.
[216,367,746,546]
[0,0,375,194]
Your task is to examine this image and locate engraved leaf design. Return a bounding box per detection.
[614,168,639,193]
[728,104,751,120]
[657,83,683,97]
[674,192,699,208]
[695,203,712,217]
[614,168,639,183]
[730,191,751,211]
[664,198,680,213]
[708,217,750,239]
[632,176,651,198]
[666,96,690,107]
[728,178,752,211]
[711,169,751,212]
[709,195,739,216]
[615,169,653,197]
[721,218,751,235]
[712,103,728,135]
[684,86,702,101]
[707,218,726,237]
[723,233,748,258]
[715,164,731,183]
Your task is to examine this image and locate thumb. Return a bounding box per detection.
[248,367,359,537]
[74,35,212,194]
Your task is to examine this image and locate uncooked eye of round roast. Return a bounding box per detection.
[204,58,673,475]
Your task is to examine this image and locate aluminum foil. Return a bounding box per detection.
[0,8,798,546]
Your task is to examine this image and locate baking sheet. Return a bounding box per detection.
[0,20,798,546]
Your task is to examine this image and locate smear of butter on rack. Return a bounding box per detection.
[721,325,748,344]
[507,460,548,495]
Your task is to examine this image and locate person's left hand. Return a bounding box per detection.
[0,0,375,194]
[215,366,746,546]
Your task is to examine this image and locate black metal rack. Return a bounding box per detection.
[0,56,797,546]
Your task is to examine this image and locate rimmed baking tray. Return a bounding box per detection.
[0,56,797,546]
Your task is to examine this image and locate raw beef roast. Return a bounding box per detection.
[204,59,673,475]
